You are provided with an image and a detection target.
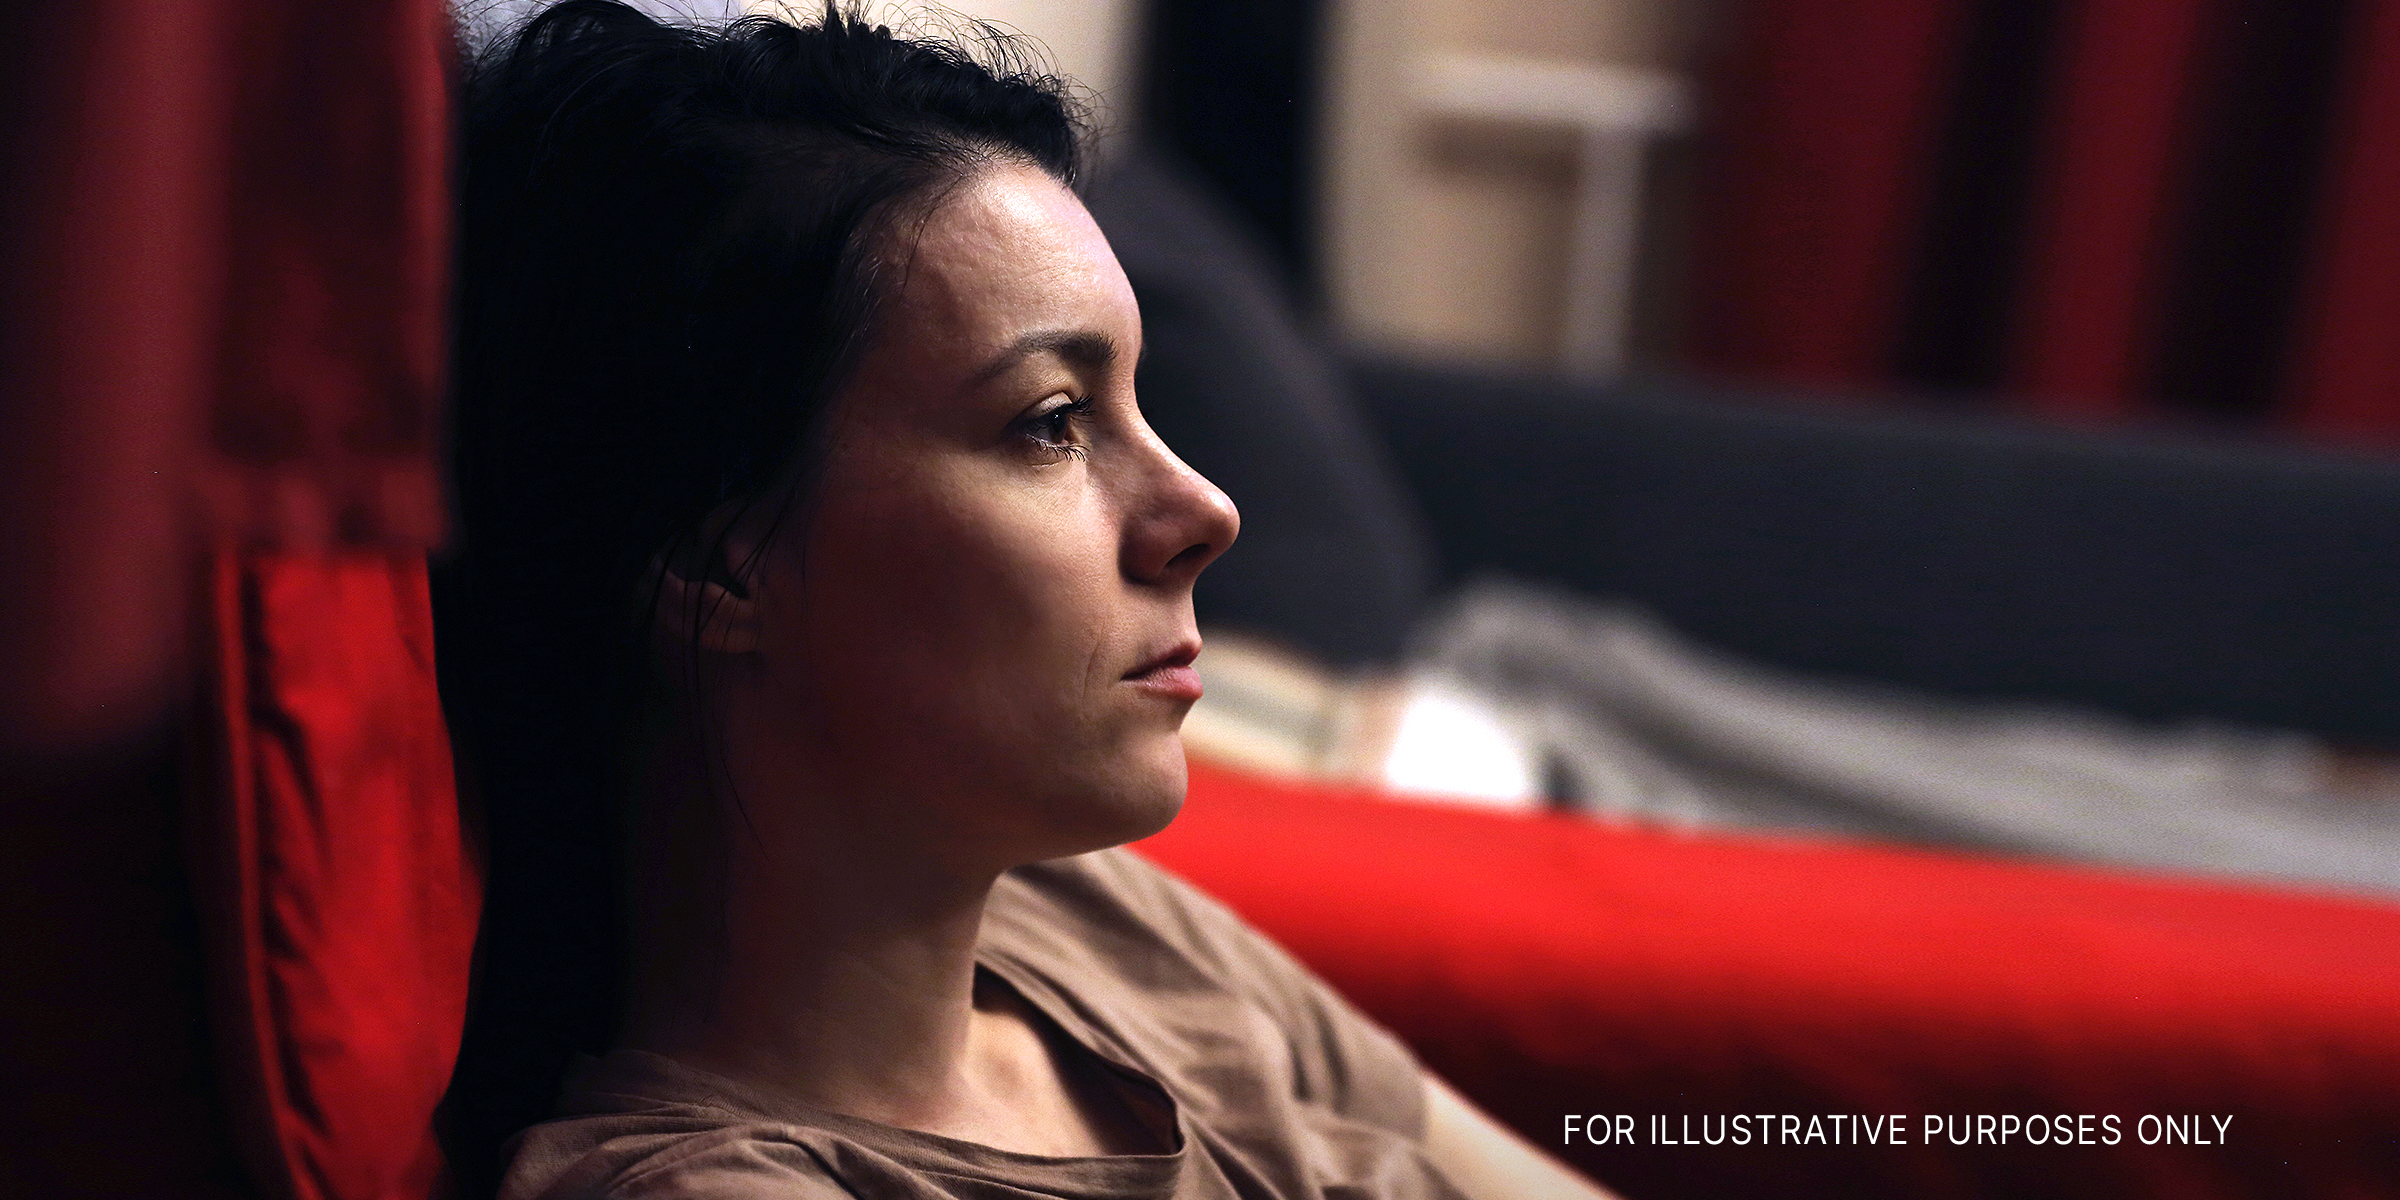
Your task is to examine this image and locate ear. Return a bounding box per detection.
[649,531,763,656]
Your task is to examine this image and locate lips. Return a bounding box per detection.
[1124,640,1204,701]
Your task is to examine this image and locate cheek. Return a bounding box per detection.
[792,474,1121,729]
[760,464,1186,854]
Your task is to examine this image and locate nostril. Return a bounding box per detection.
[1165,541,1215,573]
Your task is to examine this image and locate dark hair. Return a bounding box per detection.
[434,2,1085,1189]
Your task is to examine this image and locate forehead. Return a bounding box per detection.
[868,162,1136,385]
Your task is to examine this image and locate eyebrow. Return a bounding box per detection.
[967,329,1124,387]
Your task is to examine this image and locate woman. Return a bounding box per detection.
[440,3,1614,1196]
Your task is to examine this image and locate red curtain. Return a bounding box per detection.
[2006,0,2212,418]
[0,0,472,1195]
[1686,0,1976,388]
[2289,0,2400,441]
[1691,0,2400,446]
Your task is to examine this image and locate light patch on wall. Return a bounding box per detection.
[744,0,1137,131]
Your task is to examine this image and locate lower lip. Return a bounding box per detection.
[1126,664,1203,702]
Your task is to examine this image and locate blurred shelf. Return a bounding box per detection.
[1414,53,1693,377]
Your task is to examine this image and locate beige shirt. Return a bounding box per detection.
[500,848,1467,1199]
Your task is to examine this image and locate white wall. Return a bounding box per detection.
[934,0,1142,132]
[746,0,1142,132]
[1321,0,1716,367]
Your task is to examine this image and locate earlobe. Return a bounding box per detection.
[651,551,763,656]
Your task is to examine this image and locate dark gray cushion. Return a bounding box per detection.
[1355,357,2400,745]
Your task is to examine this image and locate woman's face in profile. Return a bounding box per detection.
[728,161,1239,867]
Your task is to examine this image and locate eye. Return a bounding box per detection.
[1019,394,1095,459]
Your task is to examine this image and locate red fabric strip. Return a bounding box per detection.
[195,551,479,1200]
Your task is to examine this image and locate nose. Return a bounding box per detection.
[1123,422,1239,588]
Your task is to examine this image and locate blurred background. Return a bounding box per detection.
[945,0,2400,442]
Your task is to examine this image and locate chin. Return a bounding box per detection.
[1113,739,1191,842]
[1031,733,1189,858]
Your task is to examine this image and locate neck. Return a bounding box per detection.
[617,705,1005,1128]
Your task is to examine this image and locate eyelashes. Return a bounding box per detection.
[1020,394,1095,460]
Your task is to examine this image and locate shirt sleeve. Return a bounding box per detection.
[1070,847,1431,1140]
